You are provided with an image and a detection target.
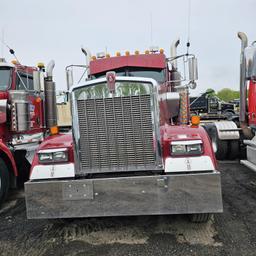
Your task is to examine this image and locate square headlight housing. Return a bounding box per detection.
[170,140,203,156]
[38,148,69,164]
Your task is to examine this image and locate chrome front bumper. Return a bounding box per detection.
[25,171,223,219]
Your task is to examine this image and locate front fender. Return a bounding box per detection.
[0,140,18,176]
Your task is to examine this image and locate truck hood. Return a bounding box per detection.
[38,133,73,150]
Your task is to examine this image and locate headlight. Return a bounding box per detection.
[171,144,186,154]
[171,140,203,156]
[187,144,202,155]
[38,148,68,164]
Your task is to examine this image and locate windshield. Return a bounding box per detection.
[92,68,165,83]
[0,68,12,90]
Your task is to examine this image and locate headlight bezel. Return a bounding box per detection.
[170,140,203,156]
[38,148,69,164]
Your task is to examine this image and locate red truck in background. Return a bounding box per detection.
[203,33,256,165]
[0,58,57,205]
[25,42,223,223]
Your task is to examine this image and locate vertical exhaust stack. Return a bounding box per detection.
[170,38,180,70]
[238,32,248,125]
[170,39,181,90]
[81,47,92,77]
[44,60,57,129]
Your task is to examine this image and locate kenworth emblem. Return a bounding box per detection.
[106,71,116,93]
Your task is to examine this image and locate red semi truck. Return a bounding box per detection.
[203,32,256,165]
[25,43,223,223]
[0,58,58,205]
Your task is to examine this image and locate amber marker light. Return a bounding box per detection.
[159,48,164,54]
[125,51,130,56]
[35,97,42,103]
[116,52,121,56]
[11,60,18,65]
[135,50,140,55]
[145,50,150,54]
[50,126,59,135]
[91,56,96,61]
[106,53,110,58]
[37,62,45,68]
[191,115,200,127]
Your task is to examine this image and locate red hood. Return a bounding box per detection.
[38,133,73,150]
[161,124,206,141]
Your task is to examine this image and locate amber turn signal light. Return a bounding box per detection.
[191,115,200,126]
[50,126,59,135]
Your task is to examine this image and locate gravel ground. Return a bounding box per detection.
[0,162,256,256]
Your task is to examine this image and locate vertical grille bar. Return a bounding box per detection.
[76,94,156,175]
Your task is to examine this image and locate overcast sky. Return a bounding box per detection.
[1,0,256,94]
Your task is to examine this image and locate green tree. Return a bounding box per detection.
[205,88,216,96]
[216,88,240,102]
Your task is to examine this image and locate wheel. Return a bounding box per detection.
[228,140,239,160]
[203,124,228,160]
[0,158,10,206]
[189,213,213,223]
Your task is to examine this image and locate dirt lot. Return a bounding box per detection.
[0,162,256,256]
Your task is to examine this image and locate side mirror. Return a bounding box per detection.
[33,71,45,91]
[66,69,74,90]
[188,57,198,82]
[245,43,256,80]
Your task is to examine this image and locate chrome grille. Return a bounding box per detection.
[76,95,156,174]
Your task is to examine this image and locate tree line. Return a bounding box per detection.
[205,88,240,102]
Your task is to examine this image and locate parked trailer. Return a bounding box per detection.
[25,43,223,223]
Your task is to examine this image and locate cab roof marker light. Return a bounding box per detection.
[11,59,18,65]
[159,48,164,54]
[91,56,96,61]
[125,51,130,56]
[135,50,140,55]
[116,52,121,56]
[145,50,150,54]
[106,53,110,58]
[37,62,45,68]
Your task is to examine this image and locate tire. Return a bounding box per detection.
[0,158,10,206]
[189,213,213,223]
[228,140,239,160]
[204,124,228,160]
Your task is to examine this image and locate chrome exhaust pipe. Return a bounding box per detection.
[170,38,180,69]
[46,60,55,79]
[45,60,57,128]
[81,47,91,76]
[238,32,248,124]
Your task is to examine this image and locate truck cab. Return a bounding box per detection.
[190,92,235,119]
[0,58,58,206]
[25,45,223,222]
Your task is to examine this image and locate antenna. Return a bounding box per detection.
[0,31,20,63]
[186,0,192,54]
[150,12,153,45]
[0,38,20,63]
[1,28,4,58]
